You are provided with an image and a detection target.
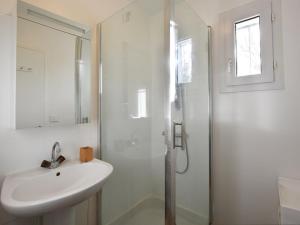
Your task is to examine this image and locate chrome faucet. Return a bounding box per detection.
[50,142,61,169]
[40,142,65,169]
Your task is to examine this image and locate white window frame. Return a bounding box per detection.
[219,0,284,92]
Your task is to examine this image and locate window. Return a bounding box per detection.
[235,16,261,77]
[219,0,284,92]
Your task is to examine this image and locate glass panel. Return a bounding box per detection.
[100,1,166,225]
[235,16,261,77]
[174,0,210,224]
[100,0,210,225]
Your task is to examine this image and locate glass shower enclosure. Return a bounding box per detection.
[98,0,211,225]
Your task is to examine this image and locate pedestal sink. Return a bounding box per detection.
[1,159,113,225]
[278,177,300,224]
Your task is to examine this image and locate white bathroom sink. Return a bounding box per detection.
[1,159,113,217]
[278,177,300,224]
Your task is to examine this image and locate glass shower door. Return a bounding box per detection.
[172,1,210,225]
[165,1,210,224]
[99,0,210,225]
[100,1,167,225]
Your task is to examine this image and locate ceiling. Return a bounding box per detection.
[18,0,255,28]
[21,0,248,27]
[22,0,134,25]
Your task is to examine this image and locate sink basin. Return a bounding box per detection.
[278,177,300,224]
[1,159,113,217]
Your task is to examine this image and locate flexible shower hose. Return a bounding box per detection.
[176,125,190,174]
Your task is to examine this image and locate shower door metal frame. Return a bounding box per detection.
[164,0,176,225]
[164,1,214,223]
[96,23,102,225]
[208,26,213,225]
[96,2,213,225]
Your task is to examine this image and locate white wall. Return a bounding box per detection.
[2,0,299,225]
[182,0,300,224]
[0,1,98,225]
[204,0,300,224]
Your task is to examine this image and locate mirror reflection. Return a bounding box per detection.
[16,1,91,129]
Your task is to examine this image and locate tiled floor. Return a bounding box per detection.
[111,198,204,225]
[121,207,199,225]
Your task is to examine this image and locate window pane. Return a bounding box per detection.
[235,16,261,77]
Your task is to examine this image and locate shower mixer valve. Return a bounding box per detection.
[173,122,184,150]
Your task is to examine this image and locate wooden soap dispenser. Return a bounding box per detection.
[80,146,94,162]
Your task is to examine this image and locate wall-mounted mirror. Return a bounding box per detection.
[16,1,91,129]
